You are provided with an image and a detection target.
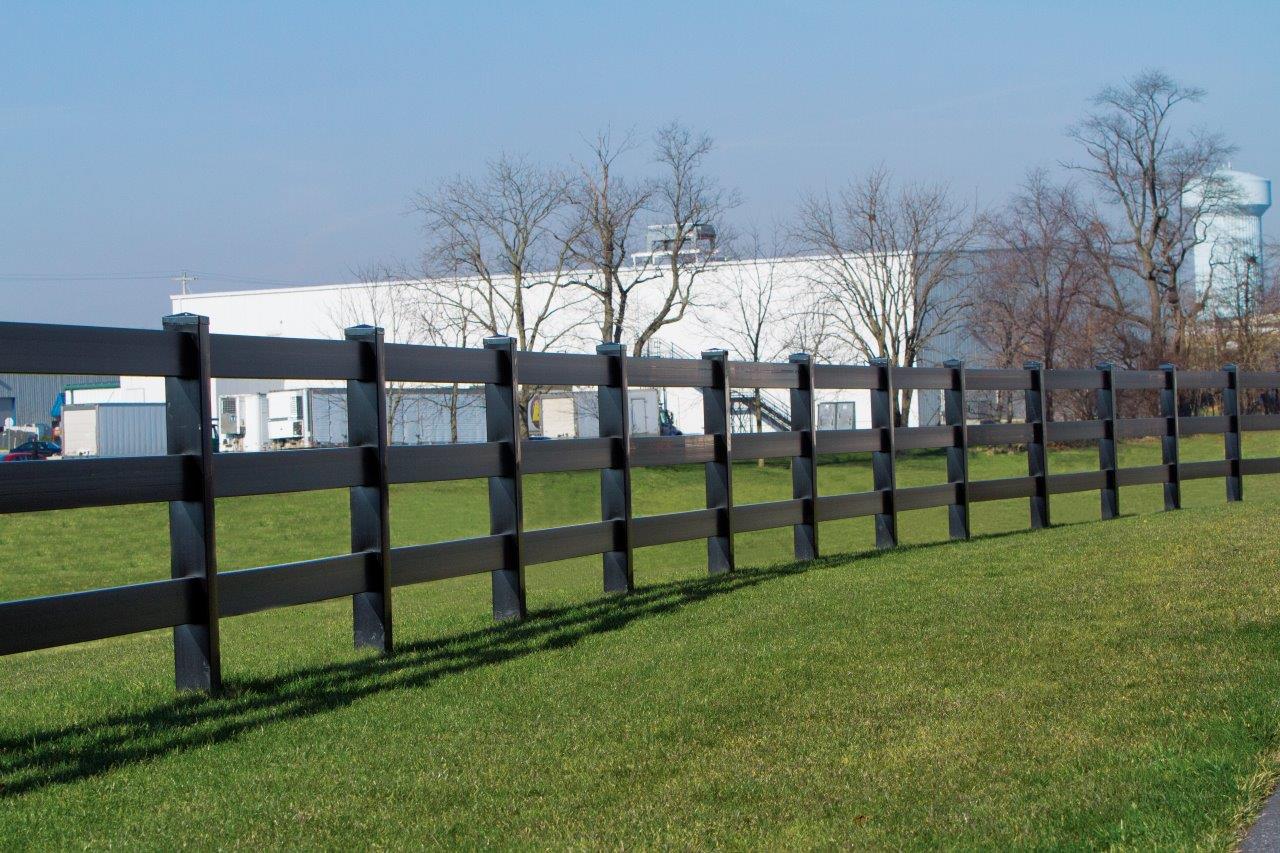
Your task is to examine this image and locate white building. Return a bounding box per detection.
[172,252,923,438]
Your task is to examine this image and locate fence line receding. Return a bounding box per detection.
[3,316,1280,694]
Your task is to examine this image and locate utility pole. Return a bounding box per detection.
[172,270,197,296]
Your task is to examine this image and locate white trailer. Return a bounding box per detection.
[64,376,167,405]
[539,395,578,439]
[266,390,309,447]
[533,389,665,437]
[218,393,271,452]
[61,403,166,457]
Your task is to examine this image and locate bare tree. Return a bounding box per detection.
[797,167,980,424]
[971,171,1103,419]
[1196,235,1278,377]
[781,301,838,364]
[716,231,792,449]
[629,121,739,357]
[408,278,480,443]
[415,154,584,431]
[964,254,1030,422]
[982,171,1099,370]
[564,128,661,344]
[1066,69,1237,367]
[325,264,425,438]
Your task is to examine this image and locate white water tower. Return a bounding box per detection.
[1185,168,1271,309]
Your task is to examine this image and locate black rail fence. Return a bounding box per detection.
[3,316,1280,693]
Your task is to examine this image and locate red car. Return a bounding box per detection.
[1,440,61,462]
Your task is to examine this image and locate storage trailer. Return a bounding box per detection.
[61,403,166,457]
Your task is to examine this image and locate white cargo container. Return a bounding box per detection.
[61,403,166,457]
[539,395,578,439]
[533,389,664,437]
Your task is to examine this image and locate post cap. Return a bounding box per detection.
[161,312,208,329]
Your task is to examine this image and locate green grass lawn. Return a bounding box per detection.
[2,433,1280,847]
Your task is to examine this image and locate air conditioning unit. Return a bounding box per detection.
[266,391,307,442]
[220,396,243,436]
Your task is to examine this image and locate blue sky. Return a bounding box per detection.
[3,1,1277,327]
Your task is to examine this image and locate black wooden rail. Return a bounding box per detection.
[3,317,1280,693]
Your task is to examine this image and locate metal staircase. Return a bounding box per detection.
[641,341,792,432]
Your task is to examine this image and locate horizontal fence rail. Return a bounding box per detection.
[2,317,1280,693]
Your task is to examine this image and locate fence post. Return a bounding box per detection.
[789,352,818,561]
[597,342,634,593]
[1096,362,1119,520]
[1224,363,1243,502]
[345,325,392,651]
[162,313,221,693]
[702,349,735,574]
[1160,363,1182,510]
[870,357,898,549]
[485,336,526,620]
[1024,360,1050,529]
[944,358,970,540]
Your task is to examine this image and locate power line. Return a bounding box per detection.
[0,272,174,282]
[187,270,320,287]
[0,270,321,288]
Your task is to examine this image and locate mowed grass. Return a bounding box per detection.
[2,433,1280,847]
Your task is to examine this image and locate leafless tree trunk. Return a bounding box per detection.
[797,167,980,425]
[564,128,661,344]
[717,232,792,463]
[415,154,585,434]
[629,122,739,357]
[1195,236,1279,386]
[1066,69,1236,367]
[324,265,425,439]
[971,170,1102,419]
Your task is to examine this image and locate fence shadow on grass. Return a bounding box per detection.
[0,524,1063,798]
[0,559,812,797]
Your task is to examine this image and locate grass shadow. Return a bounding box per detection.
[0,561,813,797]
[0,519,1110,798]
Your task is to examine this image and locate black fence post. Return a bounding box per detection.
[789,352,818,561]
[345,324,392,652]
[1024,360,1050,529]
[944,358,970,540]
[702,349,735,574]
[1160,363,1182,510]
[1096,362,1119,520]
[597,342,634,594]
[870,357,898,549]
[1224,363,1243,502]
[162,313,221,693]
[485,336,526,620]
